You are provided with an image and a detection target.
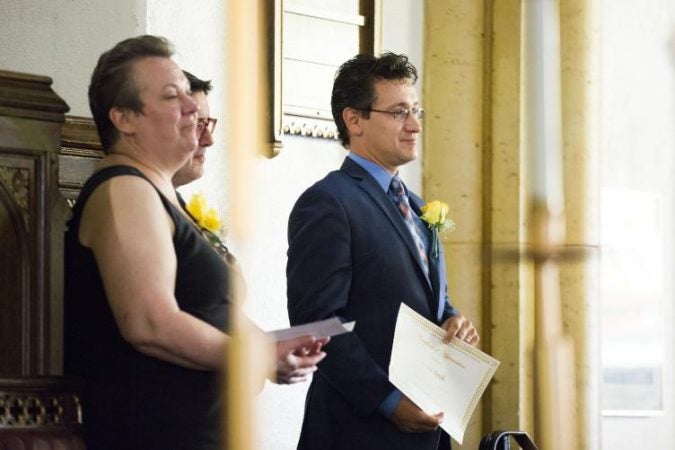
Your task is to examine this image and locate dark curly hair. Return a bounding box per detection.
[331,52,418,148]
[88,35,173,152]
[183,70,213,95]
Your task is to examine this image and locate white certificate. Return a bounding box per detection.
[389,303,500,444]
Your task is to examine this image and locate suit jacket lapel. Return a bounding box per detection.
[340,158,433,294]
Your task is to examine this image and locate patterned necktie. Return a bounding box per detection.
[389,175,429,277]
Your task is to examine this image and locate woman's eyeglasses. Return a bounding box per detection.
[196,117,218,138]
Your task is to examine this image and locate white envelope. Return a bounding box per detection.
[268,317,355,342]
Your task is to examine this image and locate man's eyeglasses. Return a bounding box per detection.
[362,107,424,121]
[196,117,217,138]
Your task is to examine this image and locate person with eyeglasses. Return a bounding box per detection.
[286,52,480,450]
[173,69,329,383]
[64,36,327,450]
[171,71,217,188]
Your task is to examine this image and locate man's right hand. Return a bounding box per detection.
[390,395,444,433]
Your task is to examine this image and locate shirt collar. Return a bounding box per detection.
[347,152,398,194]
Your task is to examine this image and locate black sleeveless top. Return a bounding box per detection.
[64,166,232,450]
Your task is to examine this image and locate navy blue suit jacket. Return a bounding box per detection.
[287,157,457,450]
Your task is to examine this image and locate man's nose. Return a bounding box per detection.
[404,114,421,132]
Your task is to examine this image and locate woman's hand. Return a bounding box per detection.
[274,335,329,384]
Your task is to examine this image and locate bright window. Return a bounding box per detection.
[599,1,675,448]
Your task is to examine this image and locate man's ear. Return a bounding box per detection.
[342,107,363,137]
[109,107,136,135]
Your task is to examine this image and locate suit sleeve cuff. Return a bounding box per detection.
[377,389,402,419]
[441,299,459,322]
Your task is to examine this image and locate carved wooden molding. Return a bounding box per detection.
[0,378,82,430]
[0,166,30,231]
[0,70,69,123]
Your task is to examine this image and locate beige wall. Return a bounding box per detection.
[0,0,147,116]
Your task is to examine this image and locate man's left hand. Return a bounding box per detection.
[440,315,479,346]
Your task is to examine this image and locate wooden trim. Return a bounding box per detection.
[0,70,69,123]
[58,116,103,199]
[61,115,103,153]
[360,0,381,55]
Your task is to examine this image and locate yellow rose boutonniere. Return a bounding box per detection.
[186,192,224,246]
[420,200,455,258]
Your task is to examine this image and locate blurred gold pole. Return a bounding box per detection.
[225,1,272,449]
[532,211,577,450]
[522,1,578,449]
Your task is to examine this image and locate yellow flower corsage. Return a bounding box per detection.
[186,192,222,233]
[420,200,455,258]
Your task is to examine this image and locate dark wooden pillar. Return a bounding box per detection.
[0,70,69,376]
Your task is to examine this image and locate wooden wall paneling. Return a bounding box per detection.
[0,70,68,376]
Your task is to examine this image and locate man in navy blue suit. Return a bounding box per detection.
[286,52,480,450]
